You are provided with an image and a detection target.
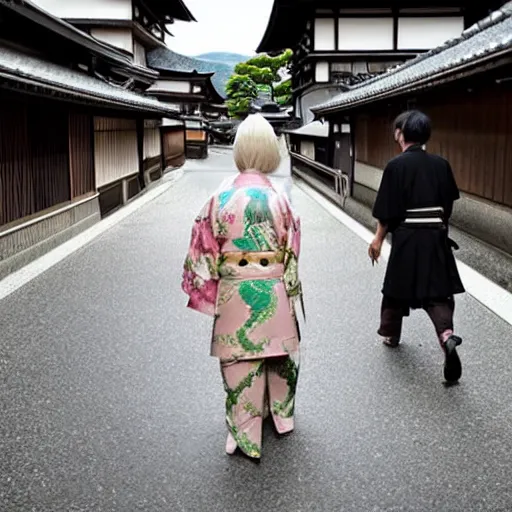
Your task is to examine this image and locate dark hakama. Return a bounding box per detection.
[373,145,465,308]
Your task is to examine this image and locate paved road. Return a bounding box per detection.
[2,150,512,512]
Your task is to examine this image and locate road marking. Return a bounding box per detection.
[0,171,182,302]
[295,179,512,327]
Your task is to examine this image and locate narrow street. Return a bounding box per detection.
[2,150,512,512]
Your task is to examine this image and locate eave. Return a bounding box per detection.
[0,72,179,118]
[256,0,307,53]
[144,0,197,22]
[151,68,215,80]
[312,4,512,116]
[315,52,512,117]
[0,43,179,118]
[147,91,208,102]
[68,19,169,51]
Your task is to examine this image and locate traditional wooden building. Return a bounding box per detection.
[32,0,197,180]
[309,2,512,288]
[249,101,292,134]
[258,1,506,124]
[257,0,508,178]
[146,47,227,157]
[0,0,183,279]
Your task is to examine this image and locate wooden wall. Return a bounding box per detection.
[94,117,138,189]
[425,89,512,208]
[162,128,185,168]
[143,126,161,160]
[354,86,512,208]
[69,113,95,199]
[355,109,398,171]
[0,99,71,226]
[186,130,206,141]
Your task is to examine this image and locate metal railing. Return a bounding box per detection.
[290,151,349,207]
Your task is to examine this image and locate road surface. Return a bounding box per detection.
[2,149,512,511]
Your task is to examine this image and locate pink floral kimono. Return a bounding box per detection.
[182,170,302,458]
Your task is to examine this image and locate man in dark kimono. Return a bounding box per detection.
[368,110,465,383]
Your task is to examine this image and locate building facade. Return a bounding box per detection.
[0,0,197,279]
[258,1,506,125]
[308,2,512,290]
[259,0,508,181]
[146,47,228,158]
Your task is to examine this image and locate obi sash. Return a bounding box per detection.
[401,207,444,228]
[219,250,306,321]
[219,250,285,280]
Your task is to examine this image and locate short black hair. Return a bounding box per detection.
[394,110,431,145]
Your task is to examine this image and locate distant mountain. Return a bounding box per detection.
[195,52,251,65]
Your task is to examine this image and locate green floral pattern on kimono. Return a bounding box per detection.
[233,188,277,252]
[223,361,265,458]
[184,173,303,363]
[228,189,281,354]
[235,279,278,354]
[272,357,299,418]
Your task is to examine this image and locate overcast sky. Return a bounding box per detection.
[164,0,274,56]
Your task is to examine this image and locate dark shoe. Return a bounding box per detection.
[443,335,462,382]
[382,336,400,347]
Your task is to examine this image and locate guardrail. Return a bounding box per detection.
[289,151,349,207]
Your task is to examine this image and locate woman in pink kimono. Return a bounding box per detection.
[182,114,302,459]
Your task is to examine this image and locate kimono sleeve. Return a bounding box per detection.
[443,160,460,221]
[181,197,220,317]
[282,199,302,301]
[372,160,404,224]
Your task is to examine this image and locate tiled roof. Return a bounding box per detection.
[313,2,512,115]
[147,47,231,98]
[0,44,179,116]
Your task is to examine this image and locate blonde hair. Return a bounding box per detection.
[233,114,281,174]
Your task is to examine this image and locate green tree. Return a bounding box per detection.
[226,49,293,118]
[274,78,292,106]
[225,74,259,118]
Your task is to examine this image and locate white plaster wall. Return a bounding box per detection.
[149,80,190,93]
[32,0,132,19]
[91,28,133,53]
[354,161,383,191]
[314,18,335,50]
[162,118,183,127]
[294,97,302,119]
[298,86,341,125]
[133,39,147,66]
[397,17,464,49]
[300,141,315,160]
[315,62,330,83]
[338,18,393,50]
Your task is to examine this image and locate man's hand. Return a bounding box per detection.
[368,237,382,265]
